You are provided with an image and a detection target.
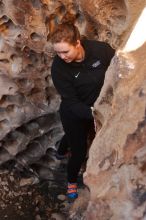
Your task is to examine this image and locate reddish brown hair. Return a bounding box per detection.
[50,23,80,45]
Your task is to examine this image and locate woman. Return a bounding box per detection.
[50,23,115,200]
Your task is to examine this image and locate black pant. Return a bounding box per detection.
[59,103,94,183]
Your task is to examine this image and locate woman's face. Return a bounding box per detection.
[53,41,80,63]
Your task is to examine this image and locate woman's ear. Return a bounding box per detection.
[76,40,81,48]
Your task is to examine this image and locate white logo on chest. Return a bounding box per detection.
[92,60,101,68]
[75,72,80,78]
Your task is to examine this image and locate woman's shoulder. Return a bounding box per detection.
[82,39,110,49]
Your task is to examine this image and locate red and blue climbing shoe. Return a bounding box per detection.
[55,152,68,160]
[67,182,78,202]
[55,151,71,160]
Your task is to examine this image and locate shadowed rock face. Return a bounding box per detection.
[0,0,146,219]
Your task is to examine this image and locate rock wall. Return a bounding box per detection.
[82,2,146,220]
[0,0,146,219]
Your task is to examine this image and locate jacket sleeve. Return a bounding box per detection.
[51,61,93,120]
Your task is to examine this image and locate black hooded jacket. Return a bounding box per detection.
[51,39,115,120]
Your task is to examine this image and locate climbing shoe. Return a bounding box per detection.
[67,182,78,202]
[55,151,70,160]
[55,151,71,160]
[55,152,67,160]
